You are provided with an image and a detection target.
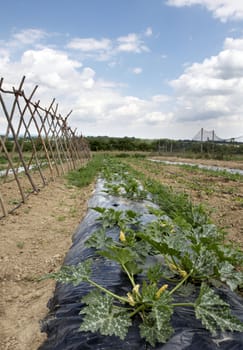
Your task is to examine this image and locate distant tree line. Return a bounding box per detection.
[2,136,79,153]
[1,136,243,160]
[86,136,243,159]
[86,136,156,152]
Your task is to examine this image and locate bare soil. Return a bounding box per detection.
[0,177,94,350]
[0,156,243,350]
[133,156,243,248]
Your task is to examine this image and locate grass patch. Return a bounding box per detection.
[57,215,66,222]
[66,154,104,188]
[16,241,25,249]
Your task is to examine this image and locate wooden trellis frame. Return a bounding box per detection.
[0,76,90,218]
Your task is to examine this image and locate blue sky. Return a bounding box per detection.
[1,0,243,139]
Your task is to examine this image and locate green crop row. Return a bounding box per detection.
[47,155,243,347]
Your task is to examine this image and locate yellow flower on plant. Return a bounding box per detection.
[155,284,168,299]
[169,263,187,278]
[127,292,135,306]
[169,263,177,272]
[132,284,140,296]
[178,268,188,278]
[119,230,126,242]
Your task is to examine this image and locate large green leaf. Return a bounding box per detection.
[163,229,189,254]
[99,246,137,266]
[146,263,165,284]
[85,228,113,250]
[80,291,131,340]
[189,224,223,245]
[189,245,218,277]
[139,291,173,346]
[47,260,92,285]
[91,206,106,214]
[123,209,141,226]
[139,313,173,346]
[139,320,173,347]
[92,207,123,228]
[151,291,173,331]
[136,230,177,257]
[141,280,158,302]
[218,262,243,291]
[218,245,243,267]
[195,283,243,335]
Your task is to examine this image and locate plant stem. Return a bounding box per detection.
[87,278,128,304]
[170,255,178,268]
[121,263,136,288]
[172,302,195,308]
[129,304,145,318]
[168,269,193,296]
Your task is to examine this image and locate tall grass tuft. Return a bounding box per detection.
[66,154,104,188]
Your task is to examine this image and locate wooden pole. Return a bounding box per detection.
[34,99,60,177]
[16,94,46,186]
[0,136,26,203]
[0,192,7,217]
[6,84,39,176]
[45,105,65,175]
[25,100,55,181]
[57,118,71,171]
[0,84,38,193]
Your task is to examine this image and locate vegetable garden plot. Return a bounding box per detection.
[39,160,243,349]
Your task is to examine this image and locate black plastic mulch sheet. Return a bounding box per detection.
[39,179,243,350]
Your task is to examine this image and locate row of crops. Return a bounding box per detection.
[42,156,243,349]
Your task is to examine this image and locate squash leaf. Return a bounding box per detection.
[46,260,92,285]
[195,283,243,335]
[80,291,131,340]
[85,228,113,250]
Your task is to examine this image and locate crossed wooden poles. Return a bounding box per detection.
[0,76,90,218]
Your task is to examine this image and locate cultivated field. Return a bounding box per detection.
[1,154,243,349]
[128,156,243,248]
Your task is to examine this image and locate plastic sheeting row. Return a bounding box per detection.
[39,179,243,350]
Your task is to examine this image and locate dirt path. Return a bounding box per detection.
[0,177,94,350]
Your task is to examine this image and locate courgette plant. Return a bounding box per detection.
[49,227,243,346]
[46,157,243,347]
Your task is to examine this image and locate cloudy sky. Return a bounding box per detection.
[1,0,243,139]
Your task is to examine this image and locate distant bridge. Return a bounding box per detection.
[192,128,243,142]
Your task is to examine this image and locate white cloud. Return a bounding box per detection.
[66,31,150,61]
[0,29,168,138]
[11,28,47,46]
[169,37,243,138]
[145,27,153,37]
[109,95,171,128]
[66,37,113,62]
[0,48,10,65]
[19,48,84,91]
[152,94,171,103]
[67,37,112,51]
[224,37,243,50]
[171,37,243,94]
[166,0,243,22]
[132,67,143,74]
[143,111,173,125]
[117,33,149,53]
